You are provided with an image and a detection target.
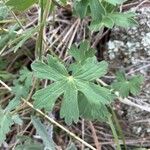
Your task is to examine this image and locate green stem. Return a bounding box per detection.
[108,116,122,150]
[110,107,127,150]
[35,0,44,59]
[36,0,51,59]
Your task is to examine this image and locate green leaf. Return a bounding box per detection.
[129,75,144,95]
[15,144,44,150]
[69,41,95,63]
[69,41,95,73]
[60,80,79,125]
[12,114,23,125]
[73,0,136,31]
[73,0,89,19]
[90,15,114,31]
[0,110,13,145]
[59,0,67,5]
[6,0,37,11]
[89,20,103,32]
[74,57,108,81]
[0,71,14,80]
[32,53,114,124]
[19,67,33,87]
[112,72,144,98]
[16,135,44,150]
[108,12,138,28]
[0,2,9,20]
[115,71,126,81]
[31,55,68,81]
[47,55,68,76]
[0,108,22,145]
[31,116,55,150]
[32,81,65,111]
[12,27,38,53]
[73,0,108,31]
[0,25,17,50]
[101,16,114,28]
[89,0,106,21]
[6,68,32,112]
[105,0,127,5]
[78,92,110,121]
[77,81,113,105]
[77,81,114,121]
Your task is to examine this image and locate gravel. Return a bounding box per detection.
[106,7,150,65]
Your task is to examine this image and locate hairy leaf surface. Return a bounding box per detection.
[32,46,114,124]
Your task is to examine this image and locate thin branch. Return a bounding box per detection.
[23,99,97,150]
[0,80,12,91]
[96,79,150,113]
[0,80,96,150]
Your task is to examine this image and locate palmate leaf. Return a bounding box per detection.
[90,12,137,31]
[112,72,144,98]
[32,48,114,124]
[73,0,137,32]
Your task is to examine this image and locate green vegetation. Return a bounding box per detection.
[0,0,144,149]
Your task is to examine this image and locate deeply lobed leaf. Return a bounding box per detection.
[32,50,114,124]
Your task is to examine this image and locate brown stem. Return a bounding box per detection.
[89,121,101,150]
